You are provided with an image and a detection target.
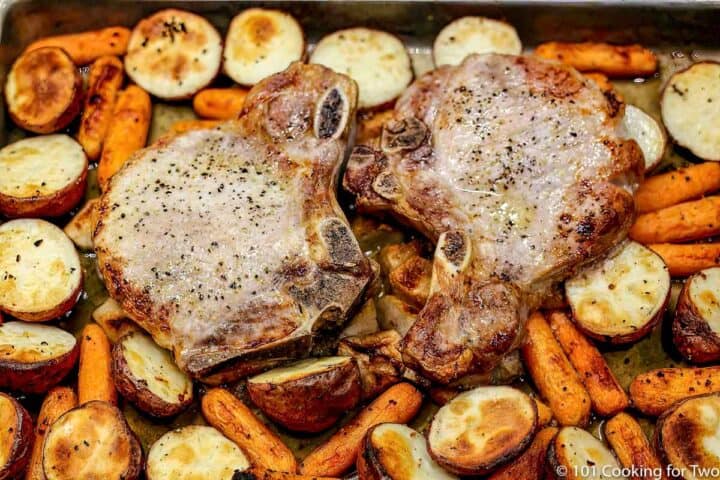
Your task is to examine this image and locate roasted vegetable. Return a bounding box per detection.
[0,135,87,218]
[648,242,720,277]
[375,295,417,336]
[42,401,142,480]
[337,330,405,400]
[78,323,117,405]
[636,162,720,214]
[488,426,558,480]
[673,267,720,363]
[341,300,380,338]
[661,61,720,161]
[64,198,99,251]
[192,88,248,120]
[547,426,623,480]
[300,383,423,477]
[604,412,666,480]
[5,47,82,133]
[223,8,305,86]
[311,28,412,110]
[565,241,670,344]
[0,392,33,480]
[112,331,193,418]
[24,27,130,65]
[0,322,78,394]
[146,425,250,479]
[357,423,457,479]
[433,16,521,66]
[630,366,720,416]
[92,297,139,343]
[388,255,432,308]
[535,42,657,77]
[247,356,361,432]
[631,196,720,244]
[620,104,666,172]
[125,9,222,99]
[427,386,537,476]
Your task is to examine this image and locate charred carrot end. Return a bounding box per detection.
[78,323,117,405]
[201,387,298,473]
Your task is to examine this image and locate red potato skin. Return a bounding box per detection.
[672,276,720,364]
[0,341,79,394]
[356,424,399,480]
[111,334,193,418]
[0,164,87,219]
[0,393,33,480]
[247,359,362,433]
[1,276,82,323]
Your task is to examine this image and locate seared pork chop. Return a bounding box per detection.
[95,63,371,379]
[344,54,643,383]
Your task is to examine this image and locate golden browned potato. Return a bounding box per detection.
[338,330,405,400]
[5,47,82,133]
[427,386,537,476]
[488,426,558,480]
[247,356,361,432]
[91,297,139,343]
[547,426,623,480]
[42,401,143,480]
[378,240,423,274]
[357,423,457,479]
[112,331,194,418]
[0,392,33,479]
[673,267,720,363]
[64,198,99,251]
[0,135,87,218]
[388,255,432,308]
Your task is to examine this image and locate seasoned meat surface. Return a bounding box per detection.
[95,63,371,378]
[345,54,643,383]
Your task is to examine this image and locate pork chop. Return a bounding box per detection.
[95,63,372,379]
[344,54,643,383]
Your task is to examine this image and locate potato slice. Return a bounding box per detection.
[92,297,139,343]
[388,255,432,308]
[547,427,625,480]
[248,356,361,432]
[146,425,250,479]
[5,47,82,133]
[433,16,521,67]
[223,8,305,86]
[566,241,670,344]
[0,392,33,479]
[0,135,87,218]
[310,28,412,110]
[64,198,99,251]
[125,9,222,99]
[620,104,667,172]
[358,423,457,480]
[673,267,720,363]
[376,295,417,336]
[341,299,379,338]
[655,393,720,480]
[661,61,720,161]
[427,386,537,475]
[112,331,193,418]
[42,400,142,480]
[0,219,82,322]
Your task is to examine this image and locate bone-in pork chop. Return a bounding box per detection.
[95,63,371,379]
[344,54,643,383]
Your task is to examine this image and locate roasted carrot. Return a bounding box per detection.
[533,396,554,427]
[192,88,248,120]
[604,412,666,480]
[201,388,298,473]
[169,118,222,135]
[488,427,559,480]
[535,42,657,77]
[24,27,131,65]
[243,470,339,480]
[629,366,720,416]
[648,243,720,277]
[78,323,117,405]
[630,196,720,244]
[25,386,77,480]
[78,56,124,160]
[636,162,720,213]
[98,85,151,189]
[549,311,629,417]
[521,311,591,427]
[300,382,423,477]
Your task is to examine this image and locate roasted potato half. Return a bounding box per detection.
[427,386,537,476]
[223,8,305,86]
[661,61,720,161]
[655,393,720,480]
[376,295,417,336]
[64,198,99,251]
[338,330,405,400]
[0,219,82,322]
[673,267,720,363]
[310,28,412,110]
[247,356,361,432]
[125,9,222,99]
[566,241,670,344]
[0,135,87,218]
[620,104,667,172]
[0,321,79,394]
[5,47,82,133]
[547,426,623,480]
[112,331,193,417]
[433,16,521,67]
[0,392,33,479]
[358,423,457,480]
[146,425,250,479]
[42,400,142,480]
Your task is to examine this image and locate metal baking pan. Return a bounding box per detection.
[2,0,720,458]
